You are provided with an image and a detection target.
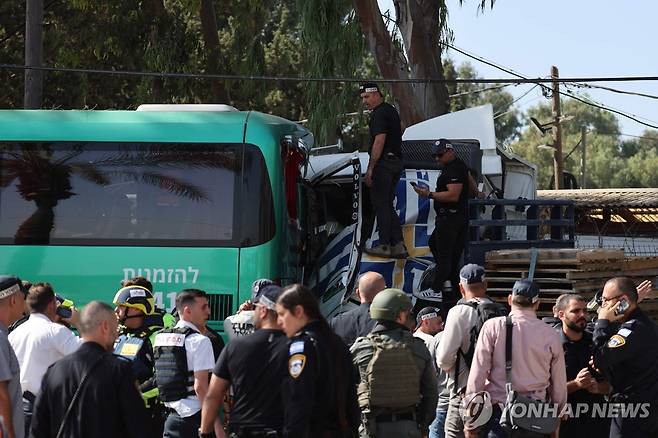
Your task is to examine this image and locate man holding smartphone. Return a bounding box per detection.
[8,283,81,436]
[412,139,469,305]
[592,277,658,438]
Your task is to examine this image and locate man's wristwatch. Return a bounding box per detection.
[428,191,433,200]
[198,429,215,438]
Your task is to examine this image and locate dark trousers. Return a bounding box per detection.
[369,156,403,246]
[429,214,467,303]
[23,391,35,437]
[609,407,658,438]
[480,406,549,438]
[163,409,201,438]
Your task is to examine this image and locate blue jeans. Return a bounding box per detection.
[430,408,448,438]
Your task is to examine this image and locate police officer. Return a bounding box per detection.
[413,139,469,306]
[275,284,360,438]
[199,284,287,438]
[351,288,438,438]
[154,289,215,437]
[592,276,658,438]
[360,82,408,259]
[112,285,164,437]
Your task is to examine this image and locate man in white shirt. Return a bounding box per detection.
[435,264,502,438]
[414,307,449,438]
[8,283,80,436]
[154,289,215,438]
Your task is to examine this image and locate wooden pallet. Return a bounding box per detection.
[484,249,658,321]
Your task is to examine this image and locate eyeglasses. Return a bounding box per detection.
[601,294,623,304]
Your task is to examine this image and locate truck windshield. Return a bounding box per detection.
[0,142,274,247]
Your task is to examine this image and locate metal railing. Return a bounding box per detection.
[466,198,575,265]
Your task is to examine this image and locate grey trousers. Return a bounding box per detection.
[444,393,465,438]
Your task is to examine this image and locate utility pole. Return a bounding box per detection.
[551,66,563,189]
[580,127,587,189]
[24,0,44,109]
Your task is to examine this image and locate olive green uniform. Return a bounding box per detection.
[351,321,438,438]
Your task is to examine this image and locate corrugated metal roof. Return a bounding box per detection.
[538,188,658,207]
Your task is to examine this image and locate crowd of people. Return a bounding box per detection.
[0,266,656,438]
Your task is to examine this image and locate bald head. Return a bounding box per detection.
[79,301,119,351]
[604,277,638,303]
[356,272,386,303]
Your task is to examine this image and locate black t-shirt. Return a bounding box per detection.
[434,156,469,215]
[213,329,288,430]
[369,102,402,158]
[559,329,610,437]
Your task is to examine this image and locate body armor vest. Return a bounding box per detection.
[153,326,196,402]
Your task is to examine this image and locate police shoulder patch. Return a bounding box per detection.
[617,328,632,337]
[288,353,306,379]
[289,341,305,355]
[607,334,626,348]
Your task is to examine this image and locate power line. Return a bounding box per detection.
[3,63,658,85]
[449,83,511,98]
[572,83,658,101]
[560,87,658,130]
[493,84,538,118]
[443,43,658,130]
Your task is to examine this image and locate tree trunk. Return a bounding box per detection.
[199,0,230,103]
[148,0,168,102]
[393,0,449,118]
[24,0,44,109]
[352,0,449,126]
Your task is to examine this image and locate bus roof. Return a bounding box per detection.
[0,109,299,144]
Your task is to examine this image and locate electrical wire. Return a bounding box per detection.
[571,83,658,101]
[443,43,658,131]
[493,84,538,118]
[3,63,658,85]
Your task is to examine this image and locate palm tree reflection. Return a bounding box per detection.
[1,143,239,244]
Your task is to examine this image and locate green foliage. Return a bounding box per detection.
[296,0,364,145]
[509,96,658,189]
[443,59,522,145]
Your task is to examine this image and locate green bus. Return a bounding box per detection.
[0,106,310,327]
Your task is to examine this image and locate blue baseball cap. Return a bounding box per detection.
[432,139,454,156]
[512,279,540,303]
[251,278,275,301]
[253,284,284,311]
[459,264,486,285]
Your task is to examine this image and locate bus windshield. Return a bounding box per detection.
[0,142,274,247]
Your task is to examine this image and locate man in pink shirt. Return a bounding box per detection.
[464,279,567,438]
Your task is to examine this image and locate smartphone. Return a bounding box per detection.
[615,298,629,316]
[56,306,72,319]
[409,181,418,187]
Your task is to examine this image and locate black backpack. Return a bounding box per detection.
[454,299,509,391]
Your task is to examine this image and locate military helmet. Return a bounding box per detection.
[113,285,155,315]
[369,288,412,321]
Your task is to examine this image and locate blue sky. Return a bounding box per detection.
[377,0,658,138]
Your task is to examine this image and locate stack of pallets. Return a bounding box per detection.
[484,248,658,320]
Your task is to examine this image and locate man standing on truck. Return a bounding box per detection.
[360,82,408,259]
[413,139,469,305]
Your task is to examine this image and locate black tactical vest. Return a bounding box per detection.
[153,326,196,402]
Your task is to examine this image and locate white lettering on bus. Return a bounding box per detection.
[121,266,200,284]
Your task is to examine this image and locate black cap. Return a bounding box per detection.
[512,279,540,303]
[251,278,275,301]
[459,264,486,285]
[416,306,441,326]
[253,284,284,311]
[0,275,25,300]
[359,82,381,95]
[432,138,454,156]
